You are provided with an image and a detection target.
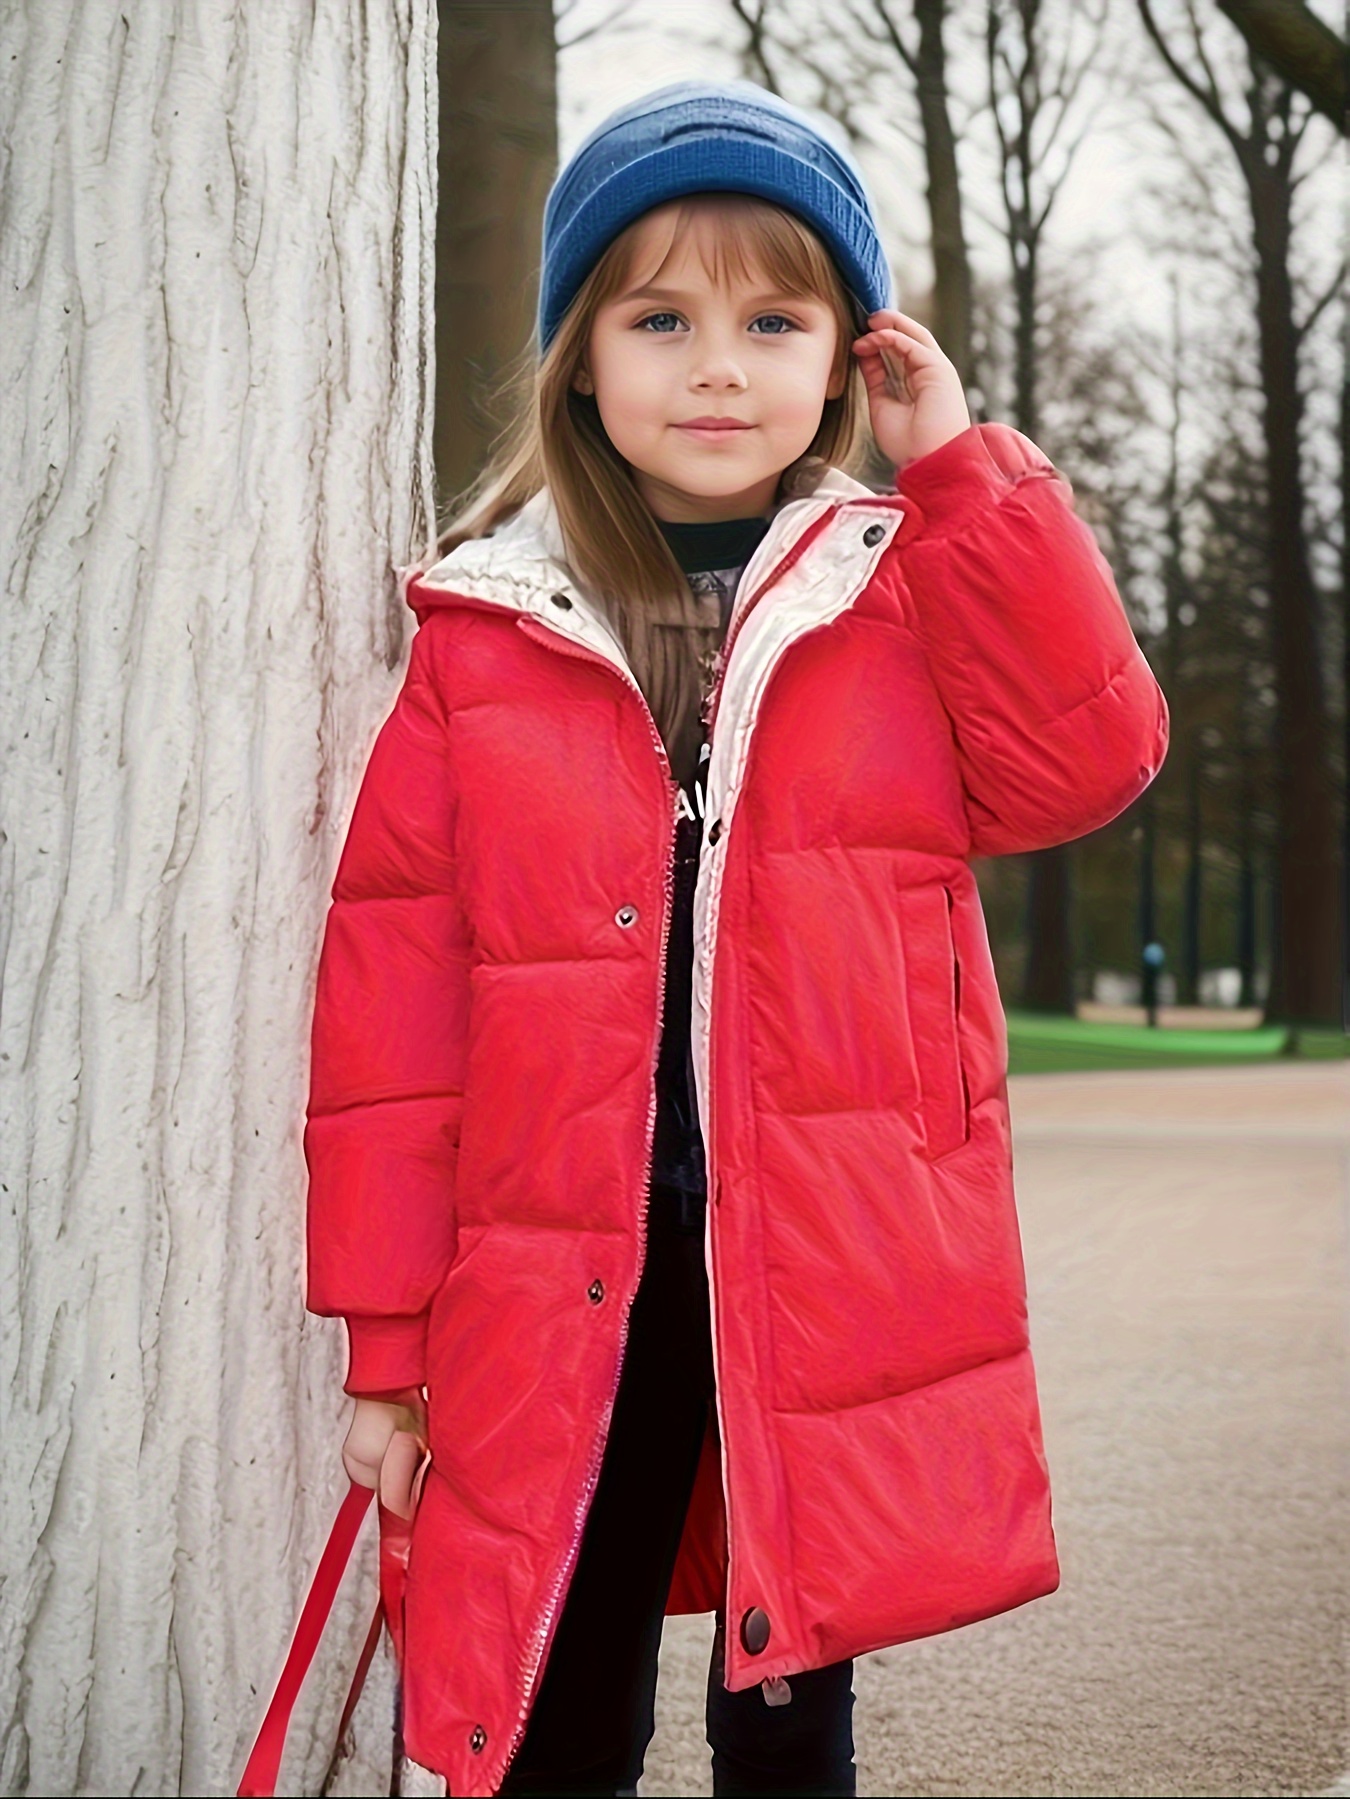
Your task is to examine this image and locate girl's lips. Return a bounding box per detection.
[675,418,754,435]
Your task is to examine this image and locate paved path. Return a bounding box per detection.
[640,1063,1350,1797]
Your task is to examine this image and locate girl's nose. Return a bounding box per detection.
[689,346,748,391]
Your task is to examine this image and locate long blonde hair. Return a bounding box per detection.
[436,192,869,655]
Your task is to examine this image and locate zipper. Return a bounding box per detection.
[497,612,681,1787]
[695,511,839,1695]
[693,504,894,1690]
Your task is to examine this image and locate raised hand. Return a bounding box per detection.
[851,309,970,471]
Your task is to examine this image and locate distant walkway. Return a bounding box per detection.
[642,1064,1350,1797]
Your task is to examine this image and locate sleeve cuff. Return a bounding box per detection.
[343,1312,430,1397]
[896,422,1057,534]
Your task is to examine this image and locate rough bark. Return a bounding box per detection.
[435,0,557,509]
[0,4,436,1793]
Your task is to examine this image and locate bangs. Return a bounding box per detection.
[600,191,858,319]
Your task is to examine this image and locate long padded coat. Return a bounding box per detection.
[304,422,1169,1796]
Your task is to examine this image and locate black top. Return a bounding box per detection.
[648,515,771,1229]
[658,515,774,578]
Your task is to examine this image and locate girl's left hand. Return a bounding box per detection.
[851,310,970,470]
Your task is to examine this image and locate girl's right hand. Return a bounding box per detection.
[342,1391,428,1519]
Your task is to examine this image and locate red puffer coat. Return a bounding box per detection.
[305,423,1168,1796]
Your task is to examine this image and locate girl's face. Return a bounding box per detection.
[574,202,846,523]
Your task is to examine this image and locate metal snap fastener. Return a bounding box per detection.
[863,523,886,547]
[587,1278,605,1304]
[740,1606,771,1654]
[469,1724,487,1754]
[615,904,639,928]
[707,818,722,846]
[549,591,573,610]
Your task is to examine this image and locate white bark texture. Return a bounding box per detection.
[0,4,437,1793]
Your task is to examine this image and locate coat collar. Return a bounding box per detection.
[404,464,879,665]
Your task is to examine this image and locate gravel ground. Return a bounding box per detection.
[638,1063,1350,1798]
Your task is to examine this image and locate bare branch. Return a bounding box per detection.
[554,0,636,50]
[1293,257,1348,341]
[1136,0,1248,157]
[869,0,919,79]
[730,0,785,92]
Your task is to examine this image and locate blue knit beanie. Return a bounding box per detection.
[538,80,893,350]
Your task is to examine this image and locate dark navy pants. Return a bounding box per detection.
[498,1183,856,1798]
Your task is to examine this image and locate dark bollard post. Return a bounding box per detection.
[1142,941,1166,1029]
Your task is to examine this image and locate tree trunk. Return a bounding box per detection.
[1235,690,1260,1007]
[435,0,557,510]
[1181,748,1203,1004]
[1247,162,1342,1024]
[1008,226,1072,1011]
[1238,835,1259,1008]
[1011,238,1040,444]
[911,0,976,390]
[1139,793,1160,1018]
[1023,846,1077,1013]
[0,6,436,1794]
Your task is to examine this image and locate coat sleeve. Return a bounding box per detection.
[304,619,470,1397]
[893,422,1169,858]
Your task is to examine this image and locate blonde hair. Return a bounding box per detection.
[436,192,869,656]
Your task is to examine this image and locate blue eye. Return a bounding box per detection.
[750,314,797,334]
[637,312,684,333]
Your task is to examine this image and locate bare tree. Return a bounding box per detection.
[857,1,977,386]
[983,0,1106,1014]
[1139,0,1343,1026]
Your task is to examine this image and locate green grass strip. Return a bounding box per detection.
[1005,1010,1293,1074]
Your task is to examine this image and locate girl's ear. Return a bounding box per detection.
[825,355,848,402]
[572,364,595,396]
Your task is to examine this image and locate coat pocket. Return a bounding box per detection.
[897,881,971,1160]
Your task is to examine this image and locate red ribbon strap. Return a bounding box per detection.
[237,1481,375,1798]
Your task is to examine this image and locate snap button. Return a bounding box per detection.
[587,1278,605,1304]
[740,1607,771,1654]
[863,523,886,547]
[615,904,639,928]
[549,591,573,610]
[469,1724,487,1754]
[707,819,722,846]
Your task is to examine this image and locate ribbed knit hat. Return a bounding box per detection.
[538,80,892,349]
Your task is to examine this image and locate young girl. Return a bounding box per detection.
[304,80,1168,1799]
